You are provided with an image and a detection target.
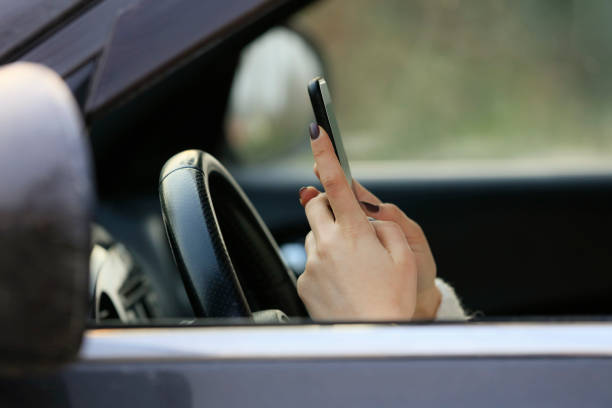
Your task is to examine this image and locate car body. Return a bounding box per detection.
[2,0,612,406]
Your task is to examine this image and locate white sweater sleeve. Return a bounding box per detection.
[434,278,469,321]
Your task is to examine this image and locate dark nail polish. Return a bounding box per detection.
[309,122,320,140]
[299,186,307,199]
[360,201,380,213]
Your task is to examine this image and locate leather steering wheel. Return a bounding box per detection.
[159,150,307,318]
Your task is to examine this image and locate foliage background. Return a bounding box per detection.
[287,0,612,162]
[227,0,612,167]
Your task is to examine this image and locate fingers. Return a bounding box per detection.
[353,179,382,205]
[310,125,366,228]
[299,186,320,207]
[371,220,412,265]
[379,204,427,242]
[304,193,334,240]
[362,202,430,252]
[315,164,382,208]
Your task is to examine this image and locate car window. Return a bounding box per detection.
[228,0,612,173]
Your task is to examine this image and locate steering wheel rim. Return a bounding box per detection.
[159,150,307,318]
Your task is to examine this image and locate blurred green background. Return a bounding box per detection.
[229,0,612,166]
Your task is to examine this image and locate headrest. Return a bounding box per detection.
[0,63,94,375]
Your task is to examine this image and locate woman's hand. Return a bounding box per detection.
[344,180,441,319]
[302,126,441,320]
[296,124,418,320]
[351,179,440,319]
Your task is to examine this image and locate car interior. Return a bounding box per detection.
[5,0,612,327]
[93,1,612,324]
[6,3,612,406]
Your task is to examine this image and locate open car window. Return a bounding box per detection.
[90,1,612,326]
[221,0,612,323]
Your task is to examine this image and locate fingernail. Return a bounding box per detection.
[299,186,308,200]
[360,201,380,213]
[309,122,320,140]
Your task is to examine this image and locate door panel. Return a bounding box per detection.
[4,357,612,407]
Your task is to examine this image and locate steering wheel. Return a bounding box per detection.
[159,150,307,318]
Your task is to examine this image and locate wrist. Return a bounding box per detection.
[412,285,441,320]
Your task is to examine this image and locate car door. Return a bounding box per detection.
[5,323,612,407]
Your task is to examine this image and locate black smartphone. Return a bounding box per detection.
[308,76,352,187]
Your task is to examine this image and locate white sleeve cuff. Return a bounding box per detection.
[434,278,469,321]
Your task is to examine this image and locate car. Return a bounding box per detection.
[2,0,612,406]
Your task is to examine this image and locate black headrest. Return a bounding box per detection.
[0,63,94,375]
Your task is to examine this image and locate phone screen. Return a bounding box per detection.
[308,77,352,186]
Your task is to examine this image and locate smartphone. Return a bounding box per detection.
[308,76,352,187]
